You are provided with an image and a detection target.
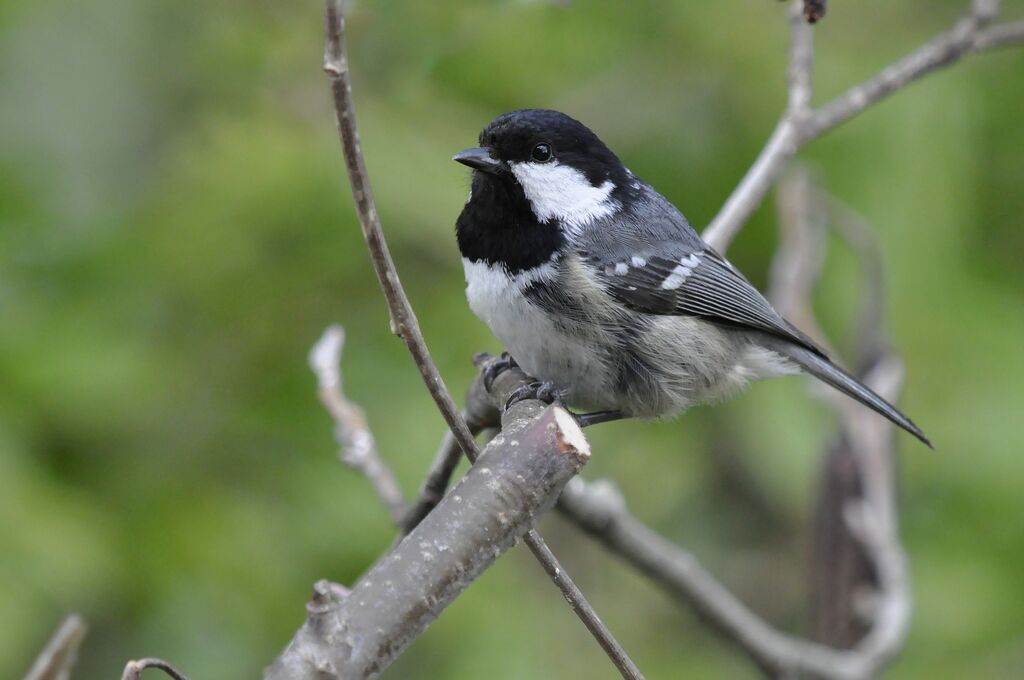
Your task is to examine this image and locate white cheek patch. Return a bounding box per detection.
[510,160,619,235]
[660,253,701,290]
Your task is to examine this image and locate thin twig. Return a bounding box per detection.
[703,0,1024,252]
[400,353,507,534]
[773,172,912,664]
[399,430,465,532]
[788,1,815,115]
[23,614,87,680]
[401,425,502,534]
[319,3,643,677]
[558,467,907,680]
[309,325,406,525]
[121,658,192,680]
[824,195,890,371]
[972,20,1024,50]
[769,166,833,352]
[322,0,477,460]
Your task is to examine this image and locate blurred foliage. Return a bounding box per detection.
[2,1,1023,678]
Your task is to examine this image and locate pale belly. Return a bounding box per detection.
[462,257,795,417]
[463,259,614,409]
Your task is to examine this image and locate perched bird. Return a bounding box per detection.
[453,109,930,446]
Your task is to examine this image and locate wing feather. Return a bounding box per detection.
[584,245,825,356]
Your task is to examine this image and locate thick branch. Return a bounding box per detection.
[703,0,1024,252]
[265,401,591,680]
[310,325,406,525]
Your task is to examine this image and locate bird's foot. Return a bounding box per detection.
[483,352,519,393]
[503,380,562,412]
[572,410,626,428]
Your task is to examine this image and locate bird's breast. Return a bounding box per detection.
[462,256,615,408]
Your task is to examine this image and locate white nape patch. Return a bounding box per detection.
[660,253,701,290]
[509,160,618,235]
[614,262,629,275]
[630,256,646,267]
[624,167,641,190]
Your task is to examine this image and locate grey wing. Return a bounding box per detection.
[583,244,826,357]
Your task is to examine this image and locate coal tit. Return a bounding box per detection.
[453,109,929,446]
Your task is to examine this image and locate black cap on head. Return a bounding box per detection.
[474,109,626,187]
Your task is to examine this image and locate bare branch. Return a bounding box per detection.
[321,0,477,460]
[804,0,1003,139]
[23,615,87,680]
[265,399,592,680]
[808,436,874,648]
[400,354,503,534]
[703,0,1024,252]
[769,167,833,352]
[772,172,912,663]
[973,19,1024,51]
[558,460,906,680]
[320,3,643,676]
[310,325,406,525]
[399,430,464,532]
[120,658,192,680]
[824,195,890,370]
[788,1,815,114]
[703,1,812,252]
[467,358,646,680]
[401,424,501,534]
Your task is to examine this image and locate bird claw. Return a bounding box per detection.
[483,352,519,393]
[572,410,625,428]
[503,380,562,412]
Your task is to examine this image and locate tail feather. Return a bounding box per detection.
[756,334,932,448]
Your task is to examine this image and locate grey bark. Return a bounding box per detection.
[264,401,590,680]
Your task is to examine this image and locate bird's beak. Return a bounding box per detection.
[453,147,506,175]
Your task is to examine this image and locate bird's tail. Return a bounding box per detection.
[756,334,932,448]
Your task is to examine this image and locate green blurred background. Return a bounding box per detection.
[2,0,1023,677]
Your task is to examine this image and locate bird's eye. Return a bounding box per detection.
[531,143,553,163]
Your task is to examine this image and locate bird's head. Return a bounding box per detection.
[454,109,630,232]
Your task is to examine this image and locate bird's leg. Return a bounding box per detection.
[572,410,626,428]
[483,351,519,393]
[503,380,562,412]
